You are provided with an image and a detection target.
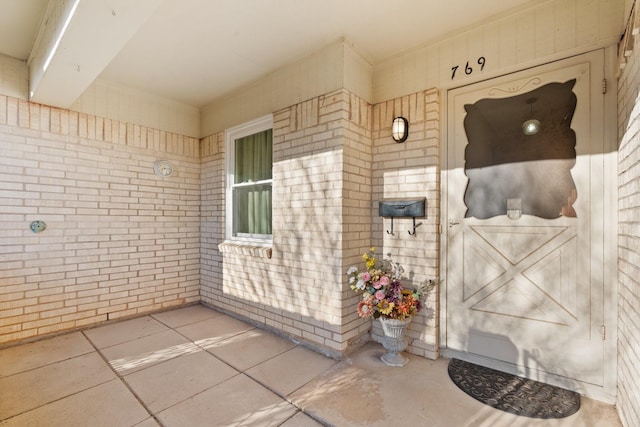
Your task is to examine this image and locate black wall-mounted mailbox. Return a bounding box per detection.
[378,199,426,218]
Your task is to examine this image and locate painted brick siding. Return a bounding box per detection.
[369,89,440,359]
[200,89,372,357]
[199,132,225,314]
[617,35,640,427]
[0,96,200,345]
[341,91,376,347]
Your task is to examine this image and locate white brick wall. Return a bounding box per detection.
[200,90,373,357]
[369,88,440,359]
[200,88,440,359]
[0,95,200,345]
[617,29,640,427]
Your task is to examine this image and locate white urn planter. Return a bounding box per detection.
[379,316,412,367]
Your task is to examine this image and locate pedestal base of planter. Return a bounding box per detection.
[381,351,409,367]
[379,317,412,367]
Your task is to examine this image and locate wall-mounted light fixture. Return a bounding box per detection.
[392,117,409,142]
[522,98,541,136]
[154,159,174,177]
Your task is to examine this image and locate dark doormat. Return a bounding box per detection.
[448,358,581,419]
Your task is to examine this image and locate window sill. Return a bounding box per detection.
[218,241,272,259]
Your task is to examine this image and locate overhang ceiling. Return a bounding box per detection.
[1,0,546,109]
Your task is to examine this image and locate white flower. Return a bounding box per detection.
[349,276,356,284]
[346,266,358,275]
[356,280,366,290]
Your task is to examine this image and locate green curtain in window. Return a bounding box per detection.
[233,129,272,235]
[235,130,272,183]
[233,184,272,235]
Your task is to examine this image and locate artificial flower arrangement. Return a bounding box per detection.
[346,247,433,320]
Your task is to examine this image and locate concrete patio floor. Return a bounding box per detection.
[0,305,622,426]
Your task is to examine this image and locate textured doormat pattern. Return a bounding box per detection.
[448,358,581,419]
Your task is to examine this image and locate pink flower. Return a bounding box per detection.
[379,276,390,286]
[373,281,382,289]
[375,290,386,301]
[361,272,371,282]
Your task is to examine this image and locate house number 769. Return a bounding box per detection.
[451,57,486,79]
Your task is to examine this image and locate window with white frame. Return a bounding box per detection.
[225,115,273,243]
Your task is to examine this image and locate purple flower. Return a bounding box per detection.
[390,280,403,294]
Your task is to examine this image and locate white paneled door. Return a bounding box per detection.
[444,50,610,392]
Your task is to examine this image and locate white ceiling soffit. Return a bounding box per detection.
[19,0,548,110]
[0,0,48,60]
[28,0,161,108]
[99,0,541,108]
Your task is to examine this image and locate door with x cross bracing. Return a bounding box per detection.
[444,50,612,392]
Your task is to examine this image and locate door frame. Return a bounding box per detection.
[438,47,618,403]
